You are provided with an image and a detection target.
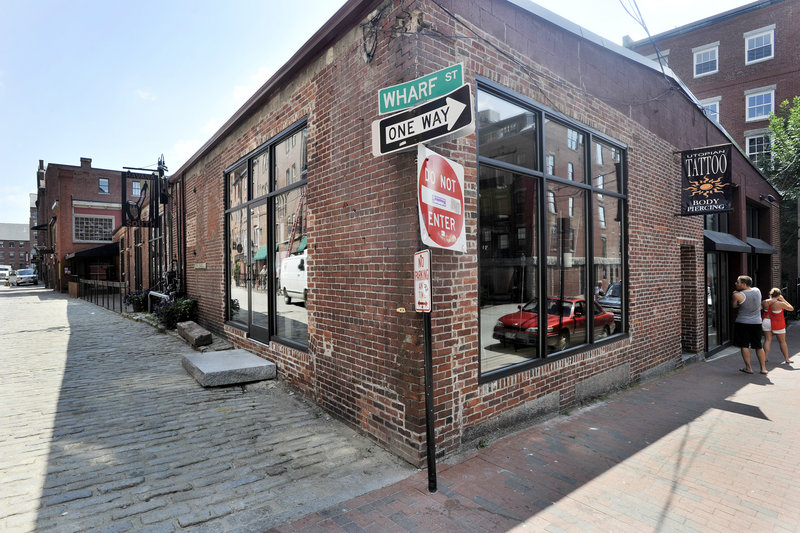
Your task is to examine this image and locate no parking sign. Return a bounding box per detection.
[417,145,466,253]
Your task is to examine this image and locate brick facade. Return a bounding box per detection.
[36,158,137,291]
[171,0,777,466]
[628,0,791,291]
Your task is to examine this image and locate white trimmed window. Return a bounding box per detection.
[98,178,109,194]
[746,134,771,166]
[693,43,718,77]
[700,97,721,123]
[74,215,114,242]
[746,87,775,121]
[745,26,774,65]
[132,181,141,197]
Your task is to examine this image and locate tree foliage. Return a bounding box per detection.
[765,95,800,199]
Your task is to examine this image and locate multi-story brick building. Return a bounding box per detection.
[627,0,798,291]
[160,0,780,466]
[35,157,133,291]
[628,0,799,163]
[0,223,32,270]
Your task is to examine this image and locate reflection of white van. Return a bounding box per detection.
[280,250,307,304]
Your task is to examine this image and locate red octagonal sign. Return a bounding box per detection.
[417,145,466,252]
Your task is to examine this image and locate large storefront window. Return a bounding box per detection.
[225,123,308,348]
[478,83,627,378]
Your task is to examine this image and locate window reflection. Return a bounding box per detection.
[544,119,585,182]
[276,186,308,344]
[545,184,588,352]
[228,208,248,323]
[229,163,247,208]
[592,140,621,193]
[594,196,623,333]
[477,92,538,170]
[252,152,269,199]
[273,129,308,191]
[480,167,539,372]
[251,203,269,331]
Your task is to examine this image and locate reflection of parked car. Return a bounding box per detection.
[9,268,38,286]
[279,250,307,304]
[597,282,622,332]
[493,297,614,351]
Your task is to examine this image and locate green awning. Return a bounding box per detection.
[296,235,307,253]
[253,245,268,261]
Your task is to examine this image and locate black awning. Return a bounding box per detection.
[747,237,777,255]
[31,223,48,230]
[65,243,119,260]
[704,230,751,253]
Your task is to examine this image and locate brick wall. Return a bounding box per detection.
[175,0,758,466]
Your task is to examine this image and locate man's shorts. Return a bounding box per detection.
[734,323,763,349]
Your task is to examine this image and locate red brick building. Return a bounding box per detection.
[627,0,796,295]
[628,0,799,163]
[165,0,779,465]
[35,157,132,291]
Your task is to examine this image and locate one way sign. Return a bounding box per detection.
[372,84,474,157]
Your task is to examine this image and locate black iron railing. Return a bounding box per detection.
[78,279,129,313]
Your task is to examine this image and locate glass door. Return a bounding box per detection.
[706,252,730,351]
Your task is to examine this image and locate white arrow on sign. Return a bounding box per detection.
[383,96,467,146]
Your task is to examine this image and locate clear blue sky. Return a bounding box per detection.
[0,0,750,224]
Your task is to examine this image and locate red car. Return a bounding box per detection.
[493,297,614,351]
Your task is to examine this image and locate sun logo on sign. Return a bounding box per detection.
[684,175,730,198]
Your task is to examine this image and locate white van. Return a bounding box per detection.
[279,250,307,304]
[0,265,11,286]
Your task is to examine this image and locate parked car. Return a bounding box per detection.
[0,264,11,285]
[9,268,38,286]
[279,250,307,304]
[493,297,614,351]
[597,281,622,332]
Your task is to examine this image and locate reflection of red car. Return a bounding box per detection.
[493,297,614,351]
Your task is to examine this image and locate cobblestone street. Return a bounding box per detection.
[0,287,416,532]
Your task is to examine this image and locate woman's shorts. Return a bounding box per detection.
[773,327,786,335]
[762,318,771,332]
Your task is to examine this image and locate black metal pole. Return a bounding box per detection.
[423,308,436,492]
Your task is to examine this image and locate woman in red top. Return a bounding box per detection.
[763,288,795,364]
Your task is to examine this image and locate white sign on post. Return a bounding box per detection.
[417,145,466,253]
[414,249,431,313]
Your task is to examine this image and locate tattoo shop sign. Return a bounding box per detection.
[681,145,732,216]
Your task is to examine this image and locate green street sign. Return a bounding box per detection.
[378,64,463,115]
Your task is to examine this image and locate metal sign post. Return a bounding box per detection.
[415,248,436,493]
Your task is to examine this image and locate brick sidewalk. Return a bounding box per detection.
[274,324,800,532]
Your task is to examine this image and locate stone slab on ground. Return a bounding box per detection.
[182,349,276,387]
[177,321,212,347]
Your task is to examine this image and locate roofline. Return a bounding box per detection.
[169,0,775,192]
[170,0,382,181]
[628,0,783,47]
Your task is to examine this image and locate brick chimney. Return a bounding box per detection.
[80,157,92,169]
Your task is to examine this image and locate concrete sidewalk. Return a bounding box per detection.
[275,325,800,532]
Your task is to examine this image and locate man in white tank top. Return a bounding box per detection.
[732,275,767,374]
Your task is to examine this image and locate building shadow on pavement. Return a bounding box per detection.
[0,290,415,532]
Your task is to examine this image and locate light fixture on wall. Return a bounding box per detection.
[759,194,776,203]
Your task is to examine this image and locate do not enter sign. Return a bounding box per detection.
[417,145,466,253]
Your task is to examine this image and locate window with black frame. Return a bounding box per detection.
[224,124,308,349]
[478,84,626,377]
